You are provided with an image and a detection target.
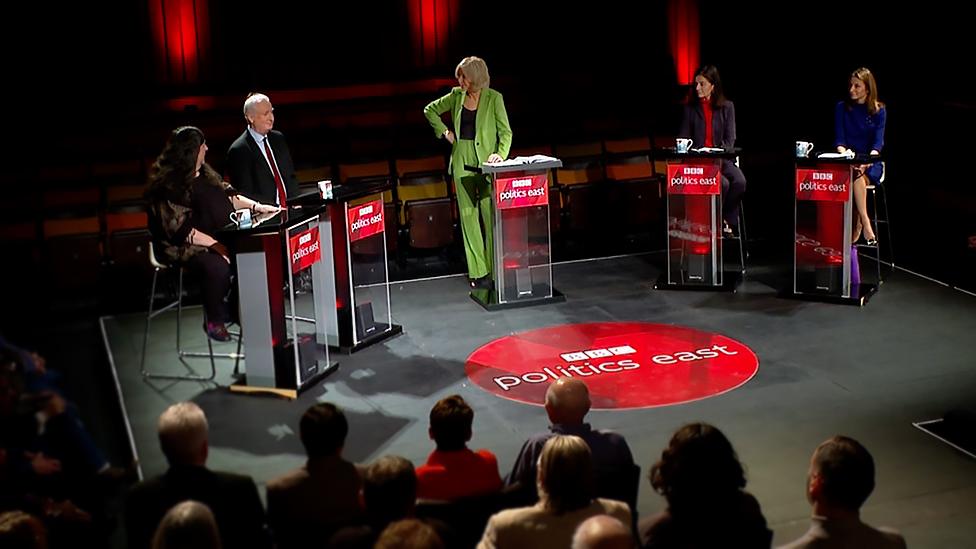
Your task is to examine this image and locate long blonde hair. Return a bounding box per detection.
[537,435,595,514]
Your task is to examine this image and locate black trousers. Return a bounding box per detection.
[185,251,233,324]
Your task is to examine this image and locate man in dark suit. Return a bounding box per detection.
[225,93,300,207]
[124,402,271,549]
[266,403,363,549]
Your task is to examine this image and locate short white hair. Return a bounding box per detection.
[243,93,271,117]
[158,402,208,466]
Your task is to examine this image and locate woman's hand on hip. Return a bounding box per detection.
[443,130,455,145]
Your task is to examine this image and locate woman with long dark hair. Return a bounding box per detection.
[678,65,747,236]
[146,126,279,341]
[640,422,770,548]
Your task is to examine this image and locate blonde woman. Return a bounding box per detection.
[424,56,513,289]
[477,435,630,549]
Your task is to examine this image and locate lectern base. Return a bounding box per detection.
[782,283,878,307]
[338,324,404,354]
[228,360,339,400]
[653,271,742,293]
[470,287,565,311]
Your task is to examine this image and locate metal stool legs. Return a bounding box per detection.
[140,256,243,382]
[871,184,894,271]
[862,183,893,285]
[721,201,748,276]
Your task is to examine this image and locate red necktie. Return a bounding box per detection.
[263,138,287,207]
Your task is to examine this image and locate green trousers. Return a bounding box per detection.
[453,139,494,279]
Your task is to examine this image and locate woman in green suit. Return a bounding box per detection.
[424,56,513,289]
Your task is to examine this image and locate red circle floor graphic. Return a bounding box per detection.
[465,322,759,410]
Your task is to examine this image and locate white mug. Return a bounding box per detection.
[317,179,333,200]
[795,141,814,158]
[229,208,252,228]
[676,138,693,154]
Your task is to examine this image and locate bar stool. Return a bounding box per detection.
[723,156,748,277]
[140,242,242,381]
[724,201,748,276]
[858,162,893,284]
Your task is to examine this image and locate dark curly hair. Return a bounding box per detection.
[649,422,746,511]
[146,126,220,202]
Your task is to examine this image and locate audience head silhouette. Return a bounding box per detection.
[650,422,746,511]
[363,456,417,527]
[299,402,348,459]
[150,500,221,549]
[538,434,596,515]
[808,435,876,513]
[545,378,592,425]
[158,401,209,467]
[572,514,634,549]
[428,394,474,452]
[375,518,444,549]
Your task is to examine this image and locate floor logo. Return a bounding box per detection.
[465,322,759,409]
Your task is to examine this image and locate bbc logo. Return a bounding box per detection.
[560,345,637,362]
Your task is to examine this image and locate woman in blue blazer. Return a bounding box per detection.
[835,67,886,246]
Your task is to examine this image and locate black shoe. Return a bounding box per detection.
[864,238,878,247]
[471,275,493,290]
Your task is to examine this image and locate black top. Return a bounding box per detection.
[460,107,477,140]
[125,464,271,549]
[191,178,236,237]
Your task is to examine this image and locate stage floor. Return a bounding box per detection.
[102,253,976,546]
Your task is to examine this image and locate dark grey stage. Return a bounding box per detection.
[101,253,976,547]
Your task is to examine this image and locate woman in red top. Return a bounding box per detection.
[415,395,501,501]
[677,65,747,236]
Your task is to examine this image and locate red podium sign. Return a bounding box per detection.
[347,199,385,242]
[667,162,721,195]
[289,226,322,273]
[495,174,548,210]
[796,167,851,202]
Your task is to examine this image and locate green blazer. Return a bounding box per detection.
[423,87,513,175]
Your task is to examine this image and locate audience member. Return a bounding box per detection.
[479,435,630,548]
[572,514,634,549]
[416,395,501,501]
[150,500,221,549]
[506,379,635,507]
[638,422,771,548]
[124,402,269,549]
[266,403,363,548]
[374,518,444,549]
[777,435,906,549]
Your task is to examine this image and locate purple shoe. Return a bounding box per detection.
[204,321,231,342]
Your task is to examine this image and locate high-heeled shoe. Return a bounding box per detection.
[204,321,232,342]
